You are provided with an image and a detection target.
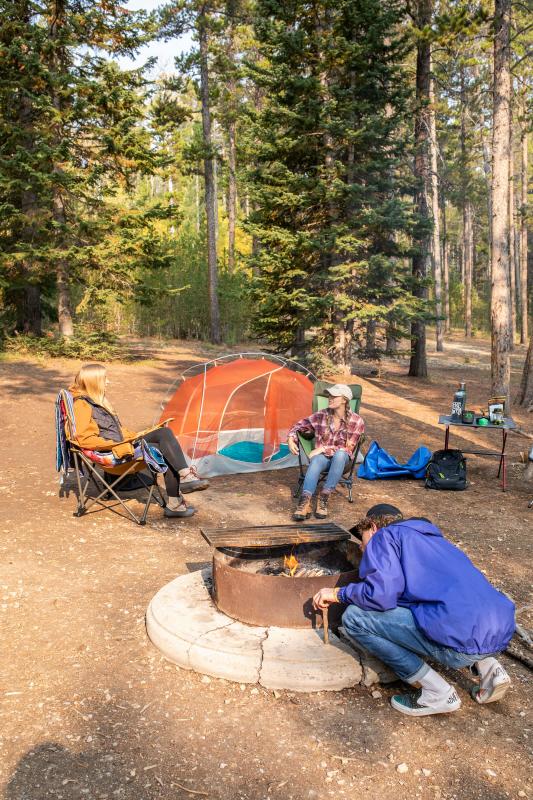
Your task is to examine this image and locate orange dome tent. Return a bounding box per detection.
[159,354,315,477]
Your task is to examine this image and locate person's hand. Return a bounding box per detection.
[312,587,339,610]
[309,446,325,459]
[288,437,299,456]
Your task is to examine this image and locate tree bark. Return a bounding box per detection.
[460,65,473,338]
[199,13,221,344]
[464,200,473,337]
[429,66,443,351]
[517,333,533,408]
[441,192,451,332]
[408,0,432,379]
[18,80,41,335]
[50,0,74,337]
[490,0,513,407]
[225,0,237,273]
[509,120,516,346]
[519,112,528,344]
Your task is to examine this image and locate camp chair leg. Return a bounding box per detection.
[72,451,89,516]
[139,485,155,525]
[76,457,146,525]
[347,482,354,503]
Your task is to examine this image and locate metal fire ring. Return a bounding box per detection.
[212,547,359,629]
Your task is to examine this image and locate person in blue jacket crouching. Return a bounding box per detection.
[313,503,515,717]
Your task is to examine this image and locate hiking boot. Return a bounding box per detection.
[180,465,210,494]
[293,495,312,520]
[471,660,511,704]
[390,687,461,717]
[315,492,330,519]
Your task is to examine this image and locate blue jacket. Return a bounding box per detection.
[337,519,515,655]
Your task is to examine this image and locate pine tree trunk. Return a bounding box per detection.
[408,0,432,379]
[225,1,237,273]
[441,192,451,332]
[429,69,443,351]
[50,0,74,338]
[516,333,533,408]
[195,171,200,233]
[509,122,516,347]
[464,201,473,337]
[460,65,473,338]
[227,118,237,272]
[199,16,221,344]
[490,0,513,407]
[19,93,41,335]
[520,115,529,344]
[365,319,377,359]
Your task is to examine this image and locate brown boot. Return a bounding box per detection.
[293,494,312,520]
[315,492,330,519]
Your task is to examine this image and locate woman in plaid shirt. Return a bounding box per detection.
[287,384,364,519]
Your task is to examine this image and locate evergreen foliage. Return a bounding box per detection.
[247,0,425,369]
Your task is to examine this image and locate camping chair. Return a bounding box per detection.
[293,381,365,504]
[55,389,169,526]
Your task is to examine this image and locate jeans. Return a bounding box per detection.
[143,427,188,497]
[342,604,488,682]
[302,450,350,495]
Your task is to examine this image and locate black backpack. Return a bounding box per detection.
[425,449,467,491]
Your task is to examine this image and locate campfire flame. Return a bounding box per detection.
[284,552,299,577]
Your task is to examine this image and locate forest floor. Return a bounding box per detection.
[1,330,532,800]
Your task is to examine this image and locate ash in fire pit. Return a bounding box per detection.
[221,542,356,578]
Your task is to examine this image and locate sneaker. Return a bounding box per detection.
[315,493,329,519]
[293,495,312,521]
[180,465,210,494]
[391,687,461,717]
[471,661,511,704]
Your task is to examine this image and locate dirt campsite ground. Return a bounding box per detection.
[1,332,532,800]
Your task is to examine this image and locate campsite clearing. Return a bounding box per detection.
[0,331,532,800]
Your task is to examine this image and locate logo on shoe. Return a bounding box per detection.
[447,692,459,705]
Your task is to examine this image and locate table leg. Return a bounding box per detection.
[497,429,508,491]
[444,426,450,450]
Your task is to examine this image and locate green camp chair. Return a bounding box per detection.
[293,382,364,503]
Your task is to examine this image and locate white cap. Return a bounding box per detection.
[324,383,353,401]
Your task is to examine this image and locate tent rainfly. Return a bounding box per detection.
[159,354,315,477]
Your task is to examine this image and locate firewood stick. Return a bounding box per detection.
[323,606,329,644]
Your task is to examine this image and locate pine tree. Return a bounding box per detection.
[248,0,420,369]
[0,0,157,338]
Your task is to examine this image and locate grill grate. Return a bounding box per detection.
[200,522,351,549]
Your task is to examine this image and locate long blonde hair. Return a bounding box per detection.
[73,363,115,414]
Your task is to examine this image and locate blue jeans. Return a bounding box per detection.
[302,450,350,496]
[342,605,489,682]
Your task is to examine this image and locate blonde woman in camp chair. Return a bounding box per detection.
[70,364,209,518]
[287,384,364,519]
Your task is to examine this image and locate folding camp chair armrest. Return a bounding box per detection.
[297,432,315,458]
[120,418,176,443]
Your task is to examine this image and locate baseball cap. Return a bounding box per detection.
[349,503,403,540]
[366,503,403,519]
[324,383,353,402]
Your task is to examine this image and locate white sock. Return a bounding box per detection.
[475,656,498,680]
[409,666,452,704]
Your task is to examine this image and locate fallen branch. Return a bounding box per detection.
[170,782,208,796]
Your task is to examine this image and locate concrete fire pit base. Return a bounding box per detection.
[146,569,395,692]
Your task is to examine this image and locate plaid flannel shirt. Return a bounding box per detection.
[288,409,364,458]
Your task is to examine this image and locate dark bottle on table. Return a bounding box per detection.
[451,381,466,422]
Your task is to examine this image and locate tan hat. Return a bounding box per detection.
[324,383,353,401]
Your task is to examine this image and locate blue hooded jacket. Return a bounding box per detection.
[337,519,515,654]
